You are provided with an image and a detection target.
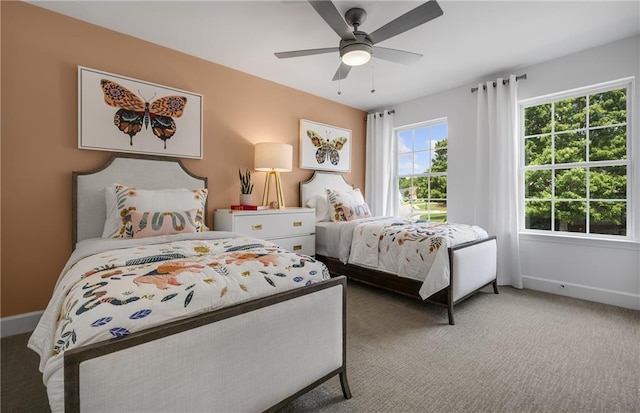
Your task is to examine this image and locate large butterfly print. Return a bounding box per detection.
[100,79,187,148]
[306,129,348,166]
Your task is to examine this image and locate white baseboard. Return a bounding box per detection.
[1,311,43,338]
[522,275,640,311]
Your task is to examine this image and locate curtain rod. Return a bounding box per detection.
[365,109,395,121]
[470,74,527,93]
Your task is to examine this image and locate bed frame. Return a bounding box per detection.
[62,154,351,412]
[300,171,498,325]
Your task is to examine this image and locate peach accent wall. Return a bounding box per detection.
[0,2,366,317]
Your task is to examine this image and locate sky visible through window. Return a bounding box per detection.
[398,122,447,175]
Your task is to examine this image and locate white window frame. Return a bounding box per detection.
[518,77,634,241]
[394,117,448,221]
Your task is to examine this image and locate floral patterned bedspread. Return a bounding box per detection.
[348,219,488,298]
[30,233,330,368]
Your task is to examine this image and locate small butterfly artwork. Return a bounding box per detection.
[306,129,348,166]
[100,79,187,148]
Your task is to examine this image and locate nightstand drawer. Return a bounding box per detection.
[270,235,315,256]
[232,213,314,238]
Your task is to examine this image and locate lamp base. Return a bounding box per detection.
[262,170,285,209]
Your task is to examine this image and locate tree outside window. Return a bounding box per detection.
[396,120,448,222]
[522,83,629,237]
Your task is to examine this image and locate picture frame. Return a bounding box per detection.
[299,119,352,172]
[78,66,203,159]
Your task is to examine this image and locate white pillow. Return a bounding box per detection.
[102,183,208,238]
[306,194,331,222]
[325,187,371,222]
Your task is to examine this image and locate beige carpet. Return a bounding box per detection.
[2,282,639,413]
[282,282,640,413]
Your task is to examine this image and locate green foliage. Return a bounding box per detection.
[523,87,627,235]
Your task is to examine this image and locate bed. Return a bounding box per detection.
[300,171,498,325]
[28,154,351,413]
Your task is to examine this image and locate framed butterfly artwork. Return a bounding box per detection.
[78,66,203,159]
[299,119,351,172]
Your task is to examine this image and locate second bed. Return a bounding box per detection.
[301,171,498,325]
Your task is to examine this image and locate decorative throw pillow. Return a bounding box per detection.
[325,187,367,222]
[341,203,372,221]
[104,184,208,238]
[306,194,332,222]
[129,209,204,239]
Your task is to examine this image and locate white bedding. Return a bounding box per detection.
[319,217,488,298]
[28,231,330,413]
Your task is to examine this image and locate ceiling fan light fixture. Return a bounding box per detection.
[341,43,371,66]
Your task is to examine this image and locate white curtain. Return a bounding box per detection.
[474,75,522,288]
[365,111,397,216]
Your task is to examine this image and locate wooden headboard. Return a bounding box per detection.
[73,154,207,246]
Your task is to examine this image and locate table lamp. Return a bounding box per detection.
[254,142,293,209]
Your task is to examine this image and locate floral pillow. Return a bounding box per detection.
[325,187,370,222]
[103,184,208,238]
[129,209,204,239]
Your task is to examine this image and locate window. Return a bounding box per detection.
[520,79,631,238]
[396,119,448,222]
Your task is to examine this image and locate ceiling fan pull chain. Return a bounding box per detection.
[371,64,376,94]
[338,64,342,95]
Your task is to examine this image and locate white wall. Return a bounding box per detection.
[393,35,640,310]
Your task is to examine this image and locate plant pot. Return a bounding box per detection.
[239,194,253,206]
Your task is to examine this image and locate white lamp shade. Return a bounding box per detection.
[255,142,293,172]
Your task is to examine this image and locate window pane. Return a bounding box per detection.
[413,176,428,199]
[590,166,626,200]
[414,127,429,151]
[555,131,586,164]
[430,176,447,199]
[414,151,431,173]
[589,88,626,127]
[398,153,414,175]
[554,97,586,132]
[590,201,626,236]
[589,126,626,161]
[432,123,447,141]
[555,168,586,198]
[397,121,447,222]
[555,201,586,233]
[525,135,551,166]
[525,201,551,230]
[398,131,413,153]
[525,104,551,136]
[429,200,447,223]
[431,146,447,172]
[524,170,552,199]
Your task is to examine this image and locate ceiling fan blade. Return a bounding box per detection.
[308,1,355,40]
[332,63,352,81]
[372,46,422,64]
[368,0,443,44]
[274,47,338,59]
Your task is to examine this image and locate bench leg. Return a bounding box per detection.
[339,370,352,399]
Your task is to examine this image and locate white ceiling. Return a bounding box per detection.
[29,0,640,112]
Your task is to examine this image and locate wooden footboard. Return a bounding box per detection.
[316,236,498,325]
[64,276,350,412]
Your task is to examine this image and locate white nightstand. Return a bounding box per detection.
[214,207,316,256]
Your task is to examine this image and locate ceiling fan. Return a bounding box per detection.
[274,0,444,81]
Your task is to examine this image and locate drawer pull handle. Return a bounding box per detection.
[293,245,302,251]
[293,221,302,227]
[251,224,263,231]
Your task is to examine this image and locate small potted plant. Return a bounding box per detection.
[238,168,253,205]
